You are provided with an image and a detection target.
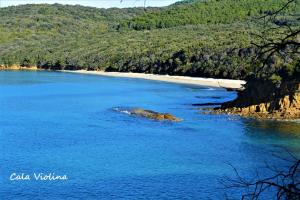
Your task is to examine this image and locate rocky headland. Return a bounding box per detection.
[213,80,300,120]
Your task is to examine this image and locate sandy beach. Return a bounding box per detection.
[61,70,246,90]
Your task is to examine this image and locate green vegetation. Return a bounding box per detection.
[0,0,299,80]
[120,0,299,30]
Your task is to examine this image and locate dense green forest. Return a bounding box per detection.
[0,0,299,80]
[119,0,299,30]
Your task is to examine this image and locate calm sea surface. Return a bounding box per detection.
[0,71,299,199]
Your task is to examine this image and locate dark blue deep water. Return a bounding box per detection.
[0,71,299,199]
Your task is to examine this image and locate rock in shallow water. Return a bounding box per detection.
[115,108,182,122]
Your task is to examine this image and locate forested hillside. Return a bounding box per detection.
[0,0,299,79]
[119,0,299,30]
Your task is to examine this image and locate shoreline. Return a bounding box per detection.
[61,70,246,90]
[0,65,38,71]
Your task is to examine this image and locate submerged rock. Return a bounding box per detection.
[115,108,182,122]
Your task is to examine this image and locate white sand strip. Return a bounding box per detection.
[61,70,246,90]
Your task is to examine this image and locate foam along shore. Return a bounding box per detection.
[61,70,246,90]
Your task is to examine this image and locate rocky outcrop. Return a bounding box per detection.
[0,65,38,70]
[115,107,182,122]
[214,80,300,119]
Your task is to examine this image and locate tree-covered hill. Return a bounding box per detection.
[119,0,300,30]
[0,3,146,35]
[0,0,299,80]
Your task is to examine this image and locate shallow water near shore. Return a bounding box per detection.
[0,71,299,199]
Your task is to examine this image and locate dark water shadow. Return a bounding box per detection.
[243,119,300,138]
[241,119,300,156]
[191,102,223,106]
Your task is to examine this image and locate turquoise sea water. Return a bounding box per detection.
[0,71,299,199]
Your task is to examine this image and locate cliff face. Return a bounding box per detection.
[216,80,300,119]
